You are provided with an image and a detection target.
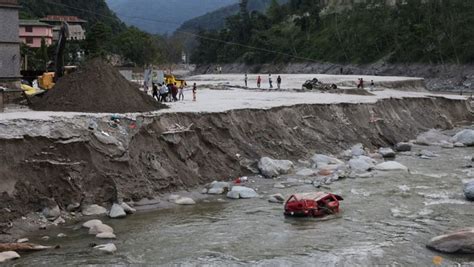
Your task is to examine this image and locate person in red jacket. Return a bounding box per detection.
[257,75,261,88]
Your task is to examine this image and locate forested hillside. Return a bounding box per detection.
[18,0,178,67]
[192,0,474,65]
[19,0,125,33]
[177,0,288,33]
[106,0,237,34]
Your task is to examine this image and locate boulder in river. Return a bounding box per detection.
[296,168,317,177]
[451,129,474,146]
[268,194,285,203]
[174,197,196,205]
[226,190,240,199]
[0,251,20,263]
[96,232,117,239]
[415,129,450,146]
[89,223,114,235]
[394,142,412,152]
[205,181,231,195]
[120,202,136,214]
[310,154,344,168]
[374,161,408,172]
[464,181,474,201]
[42,205,61,221]
[258,157,294,178]
[349,157,375,173]
[94,243,117,254]
[82,204,107,216]
[226,186,259,199]
[351,144,366,157]
[109,203,126,219]
[378,147,396,158]
[427,228,474,253]
[82,219,103,229]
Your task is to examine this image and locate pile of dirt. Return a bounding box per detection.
[32,59,165,113]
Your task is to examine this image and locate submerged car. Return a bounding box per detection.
[284,192,343,217]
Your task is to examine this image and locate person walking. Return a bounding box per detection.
[152,83,159,101]
[192,83,197,101]
[160,83,169,102]
[178,83,185,101]
[257,75,261,88]
[357,78,364,89]
[277,75,282,89]
[244,73,248,87]
[369,80,375,91]
[172,83,179,101]
[269,74,273,89]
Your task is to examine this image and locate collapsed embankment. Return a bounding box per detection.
[0,97,472,227]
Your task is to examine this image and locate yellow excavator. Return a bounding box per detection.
[164,74,186,87]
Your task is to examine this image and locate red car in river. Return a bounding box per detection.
[284,192,343,217]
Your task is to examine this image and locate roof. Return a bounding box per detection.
[291,192,329,201]
[40,15,87,23]
[19,19,52,27]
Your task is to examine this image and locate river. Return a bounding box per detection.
[10,144,474,266]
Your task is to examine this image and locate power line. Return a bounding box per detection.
[41,0,319,62]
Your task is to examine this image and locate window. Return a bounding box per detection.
[26,37,33,44]
[25,26,33,32]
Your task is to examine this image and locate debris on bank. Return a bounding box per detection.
[32,59,165,113]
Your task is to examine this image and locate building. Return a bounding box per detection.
[40,15,87,41]
[0,0,21,90]
[19,20,53,48]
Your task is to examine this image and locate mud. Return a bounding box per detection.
[32,59,165,113]
[0,97,472,236]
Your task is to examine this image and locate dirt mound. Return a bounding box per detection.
[32,59,165,113]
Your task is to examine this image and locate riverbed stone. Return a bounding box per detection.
[120,202,136,214]
[455,142,465,147]
[351,144,366,157]
[310,154,344,168]
[415,129,450,146]
[42,205,61,221]
[96,232,117,239]
[395,142,412,152]
[427,228,474,253]
[89,223,114,235]
[66,202,81,212]
[296,168,316,177]
[17,238,29,243]
[258,157,294,178]
[349,157,375,173]
[227,186,259,199]
[226,190,241,199]
[206,181,231,195]
[268,194,285,203]
[378,147,396,158]
[464,181,474,201]
[375,161,408,172]
[82,204,107,216]
[274,183,285,189]
[83,219,103,229]
[109,203,126,219]
[174,197,196,205]
[452,129,474,146]
[94,243,117,253]
[419,150,438,158]
[0,251,20,263]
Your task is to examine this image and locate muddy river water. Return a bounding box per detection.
[11,144,474,266]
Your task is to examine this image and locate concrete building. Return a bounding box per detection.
[40,15,87,41]
[19,20,53,48]
[0,0,21,90]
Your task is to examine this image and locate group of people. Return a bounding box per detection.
[357,78,376,91]
[245,74,282,89]
[151,82,197,102]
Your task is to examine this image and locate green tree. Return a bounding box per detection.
[85,22,112,59]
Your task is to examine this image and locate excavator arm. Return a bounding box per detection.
[54,22,69,82]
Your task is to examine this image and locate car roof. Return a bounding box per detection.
[291,192,331,201]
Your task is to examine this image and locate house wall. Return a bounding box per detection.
[19,26,53,48]
[0,3,20,81]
